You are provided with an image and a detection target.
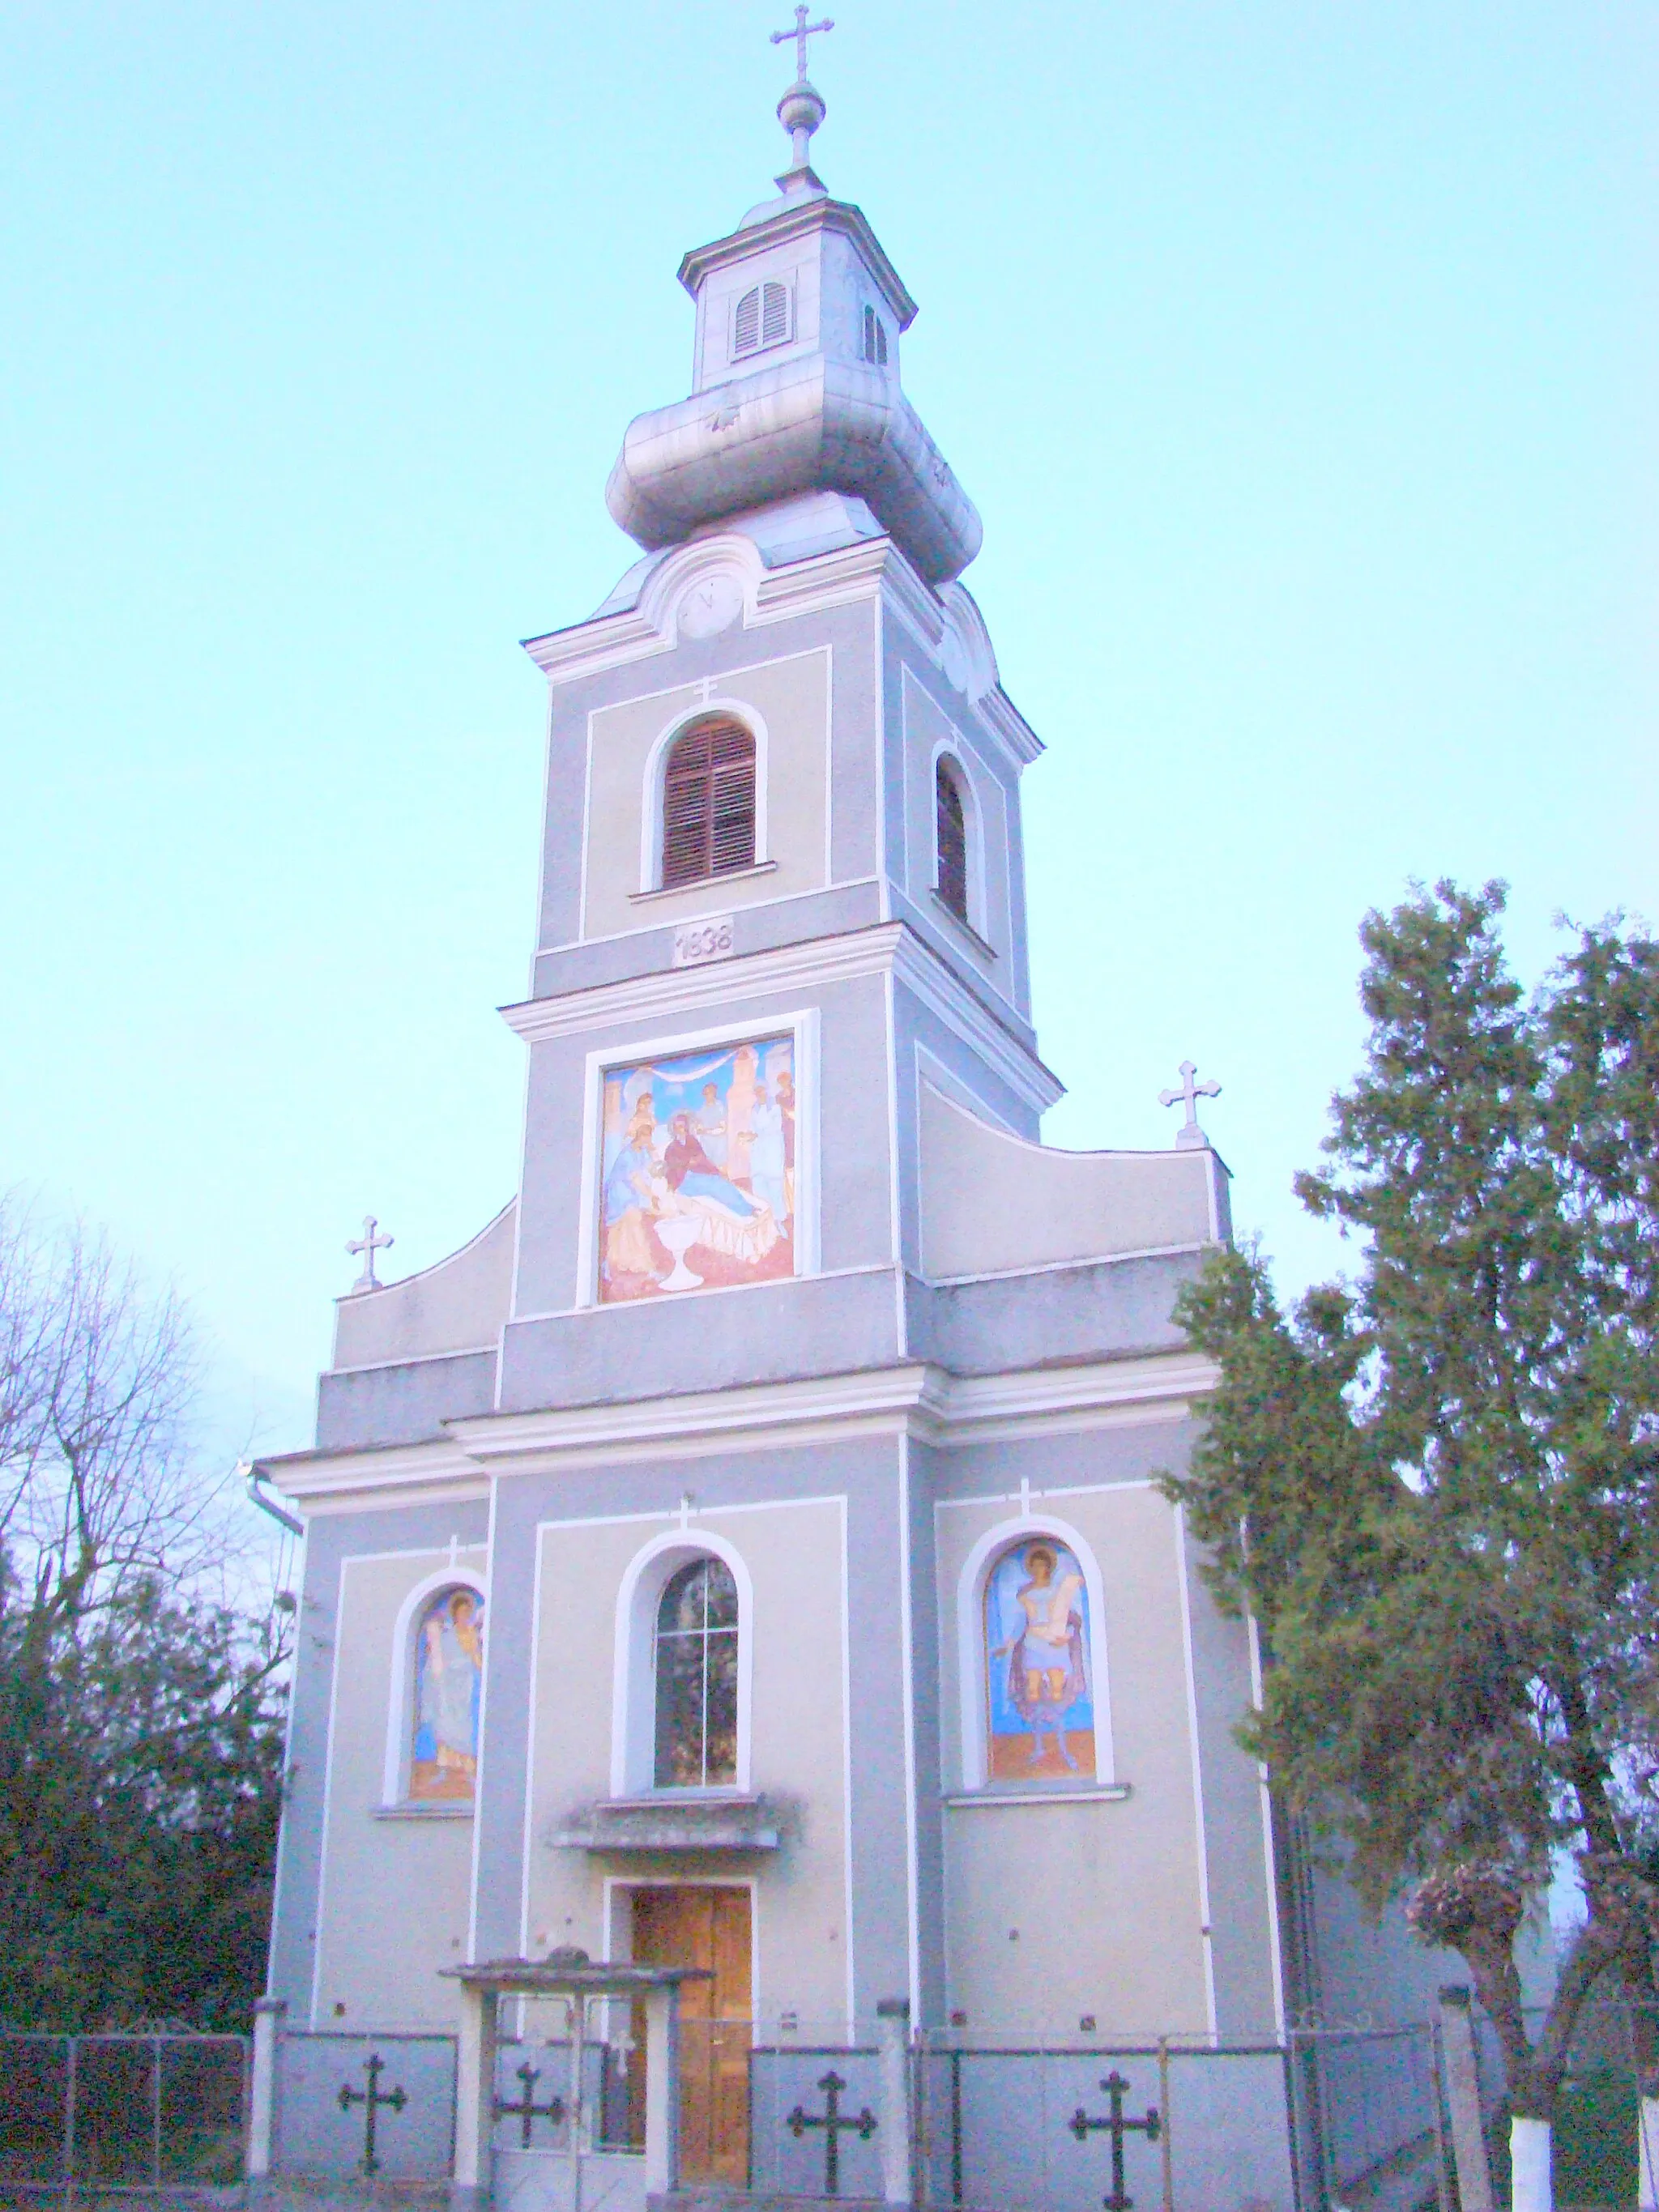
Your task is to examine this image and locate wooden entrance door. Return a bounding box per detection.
[631,1886,752,2185]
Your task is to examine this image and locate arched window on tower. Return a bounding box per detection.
[982,1536,1096,1785]
[661,717,757,888]
[935,755,970,924]
[654,1556,740,1788]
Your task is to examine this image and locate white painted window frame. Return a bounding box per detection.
[954,1512,1115,1792]
[380,1565,489,1808]
[638,697,772,895]
[574,1005,821,1309]
[610,1528,757,1798]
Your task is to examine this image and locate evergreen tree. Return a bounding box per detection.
[1165,882,1659,2212]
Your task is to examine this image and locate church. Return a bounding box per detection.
[252,28,1448,2212]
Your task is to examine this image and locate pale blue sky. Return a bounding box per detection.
[2,2,1654,1457]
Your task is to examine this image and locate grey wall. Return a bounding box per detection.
[267,1496,492,2018]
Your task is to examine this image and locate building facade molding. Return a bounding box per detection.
[499,920,1060,1115]
[262,1349,1216,1511]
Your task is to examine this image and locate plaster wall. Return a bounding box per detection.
[932,1456,1215,2040]
[271,1509,489,2029]
[316,1349,498,1454]
[580,650,830,941]
[533,595,880,970]
[511,967,893,1322]
[883,624,1034,1023]
[467,1439,915,2031]
[332,1205,514,1372]
[919,1086,1215,1282]
[898,667,1013,982]
[906,1251,1201,1377]
[520,1498,849,2033]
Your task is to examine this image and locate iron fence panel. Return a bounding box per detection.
[747,2044,884,2202]
[915,2044,1170,2212]
[157,2040,245,2188]
[0,2036,70,2191]
[0,2033,245,2202]
[1299,2025,1436,2193]
[272,2028,454,2182]
[1164,2048,1295,2212]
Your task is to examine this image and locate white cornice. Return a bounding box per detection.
[452,1348,1215,1471]
[879,575,1043,774]
[889,928,1061,1112]
[255,1438,489,1516]
[752,536,895,622]
[260,1351,1215,1507]
[500,922,1062,1116]
[522,535,893,689]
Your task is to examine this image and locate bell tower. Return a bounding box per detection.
[496,38,1060,1392]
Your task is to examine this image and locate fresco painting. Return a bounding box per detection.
[984,1540,1097,1784]
[599,1034,796,1301]
[410,1586,484,1801]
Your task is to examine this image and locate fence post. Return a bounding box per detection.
[1437,1985,1495,2212]
[452,1984,500,2211]
[642,1982,682,2200]
[1157,2038,1174,2212]
[63,2035,77,2212]
[876,1999,912,2206]
[246,1997,285,2180]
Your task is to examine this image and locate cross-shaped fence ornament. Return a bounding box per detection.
[771,5,834,82]
[1068,2070,1162,2212]
[786,2068,876,2198]
[337,2052,408,2177]
[493,2059,566,2149]
[1158,1059,1222,1149]
[346,1214,394,1292]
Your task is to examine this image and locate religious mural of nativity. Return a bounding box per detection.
[601,1037,797,1299]
[249,23,1458,2210]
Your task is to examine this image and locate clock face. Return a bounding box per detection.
[678,573,744,639]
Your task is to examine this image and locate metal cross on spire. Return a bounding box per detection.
[346,1214,394,1293]
[1158,1059,1222,1149]
[771,5,834,83]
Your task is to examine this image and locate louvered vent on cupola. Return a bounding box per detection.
[861,305,889,367]
[732,279,792,360]
[661,718,757,888]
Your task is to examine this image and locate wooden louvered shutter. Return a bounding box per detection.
[733,287,761,356]
[761,281,791,348]
[662,719,756,889]
[936,758,969,923]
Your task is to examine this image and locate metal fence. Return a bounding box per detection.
[271,2029,456,2182]
[910,2036,1298,2212]
[1284,2022,1443,2211]
[0,2033,246,2203]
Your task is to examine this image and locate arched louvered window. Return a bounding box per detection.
[654,1557,740,1788]
[662,717,757,888]
[861,305,889,367]
[733,279,792,360]
[936,757,970,923]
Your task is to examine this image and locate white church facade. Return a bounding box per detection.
[253,40,1447,2212]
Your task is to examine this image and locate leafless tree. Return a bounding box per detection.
[0,1192,233,1622]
